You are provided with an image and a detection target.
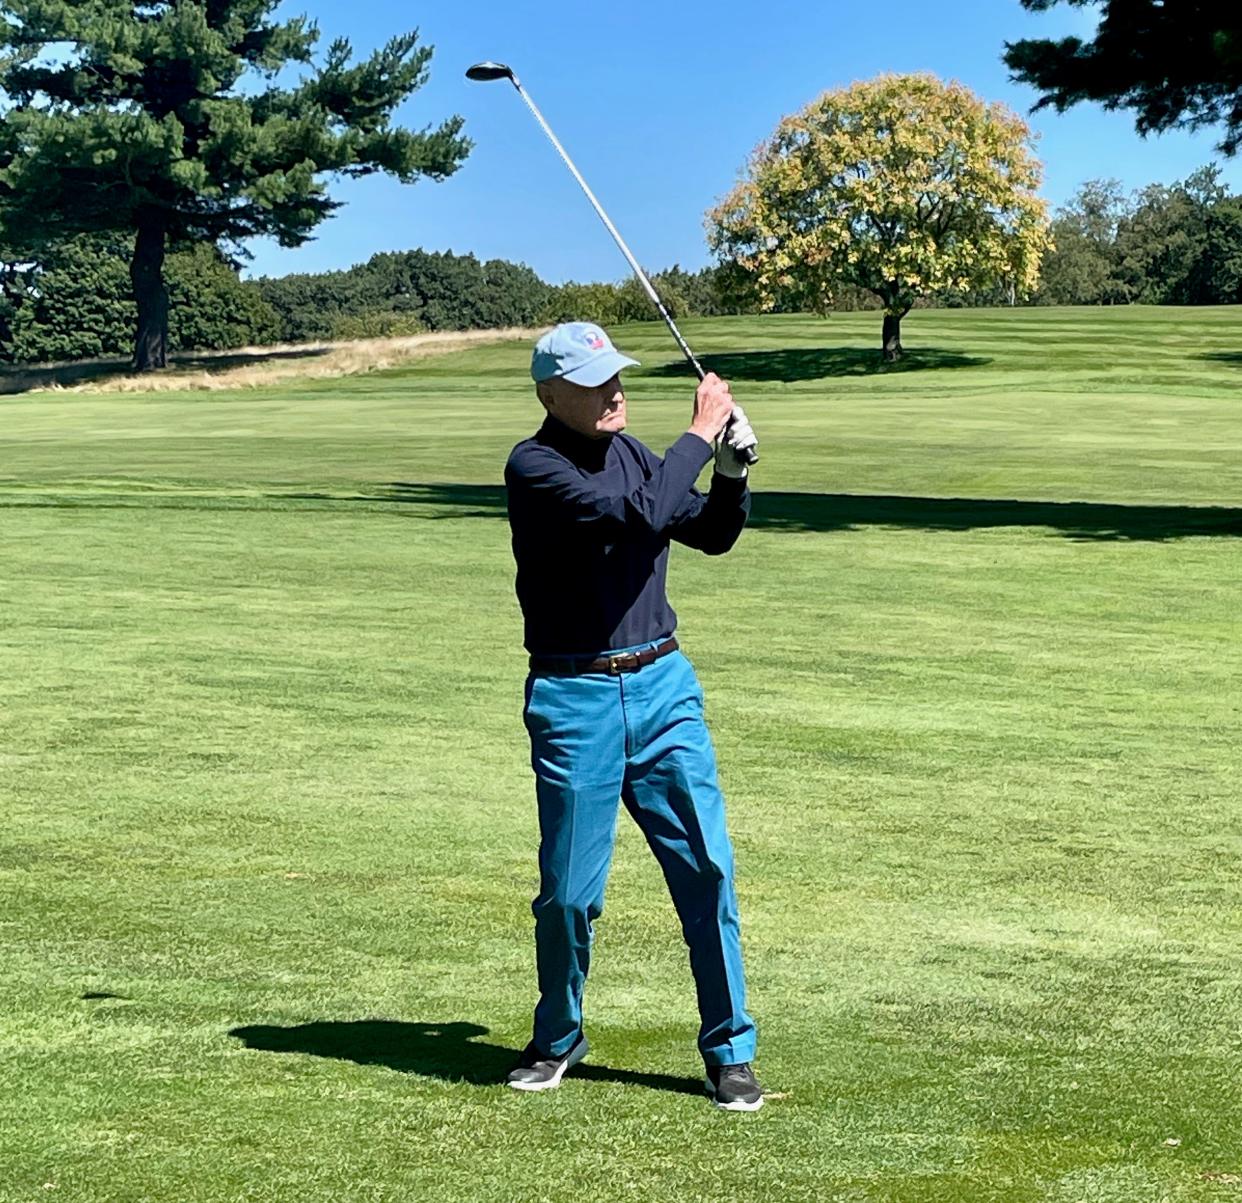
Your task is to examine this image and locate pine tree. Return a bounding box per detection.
[0,2,469,369]
[1005,2,1242,157]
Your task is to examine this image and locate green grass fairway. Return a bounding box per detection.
[3,306,1241,1202]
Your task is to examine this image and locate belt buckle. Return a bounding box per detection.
[607,652,640,675]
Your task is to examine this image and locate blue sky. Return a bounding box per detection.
[244,0,1242,282]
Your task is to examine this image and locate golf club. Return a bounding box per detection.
[466,61,758,465]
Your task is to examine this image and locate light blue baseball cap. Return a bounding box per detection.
[531,322,640,387]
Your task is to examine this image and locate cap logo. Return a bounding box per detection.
[583,330,605,350]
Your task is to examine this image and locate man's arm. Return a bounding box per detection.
[505,432,714,537]
[668,403,756,554]
[668,472,750,556]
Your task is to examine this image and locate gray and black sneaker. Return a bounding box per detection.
[506,1033,589,1092]
[705,1062,764,1111]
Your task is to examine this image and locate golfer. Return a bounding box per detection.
[503,322,763,1111]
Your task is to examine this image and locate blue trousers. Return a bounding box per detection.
[522,643,756,1067]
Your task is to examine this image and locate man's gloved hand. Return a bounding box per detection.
[714,404,757,479]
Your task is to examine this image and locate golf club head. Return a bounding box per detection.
[466,61,514,83]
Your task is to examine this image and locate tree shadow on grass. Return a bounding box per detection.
[275,482,507,519]
[750,492,1242,542]
[0,346,331,394]
[275,483,1242,542]
[1198,352,1242,368]
[228,1019,702,1096]
[645,346,990,382]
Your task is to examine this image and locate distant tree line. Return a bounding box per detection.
[1031,166,1242,307]
[253,250,549,341]
[871,165,1242,311]
[253,257,751,342]
[0,237,280,364]
[0,240,747,365]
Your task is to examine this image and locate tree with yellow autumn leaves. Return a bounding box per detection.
[707,75,1052,360]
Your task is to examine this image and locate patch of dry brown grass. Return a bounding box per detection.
[1,327,543,396]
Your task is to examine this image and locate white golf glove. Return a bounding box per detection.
[714,403,757,480]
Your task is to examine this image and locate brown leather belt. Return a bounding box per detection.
[529,637,679,677]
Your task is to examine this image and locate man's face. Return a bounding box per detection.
[538,374,626,439]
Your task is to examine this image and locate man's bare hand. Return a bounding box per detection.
[688,373,735,444]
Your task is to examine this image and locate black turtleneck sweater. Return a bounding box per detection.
[505,416,750,656]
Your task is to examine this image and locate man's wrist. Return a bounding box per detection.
[713,462,749,483]
[668,430,716,475]
[687,425,716,447]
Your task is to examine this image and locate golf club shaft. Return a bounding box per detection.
[505,75,758,464]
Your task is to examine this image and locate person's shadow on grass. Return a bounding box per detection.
[228,1019,703,1096]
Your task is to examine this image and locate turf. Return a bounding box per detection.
[2,306,1241,1202]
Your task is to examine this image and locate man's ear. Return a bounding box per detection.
[536,381,555,411]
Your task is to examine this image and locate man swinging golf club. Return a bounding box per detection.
[504,321,763,1111]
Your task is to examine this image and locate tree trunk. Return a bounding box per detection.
[131,215,169,371]
[882,312,903,362]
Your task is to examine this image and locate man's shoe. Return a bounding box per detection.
[705,1062,764,1111]
[506,1033,589,1092]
